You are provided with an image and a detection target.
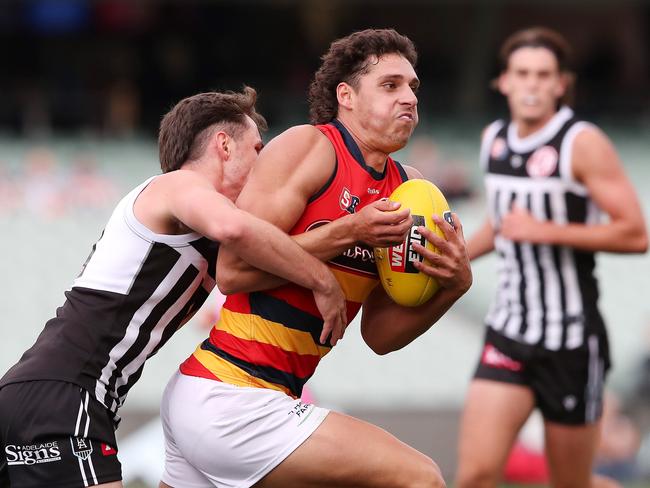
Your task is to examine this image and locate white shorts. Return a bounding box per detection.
[160,371,330,488]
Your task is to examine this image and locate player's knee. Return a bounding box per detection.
[406,458,446,488]
[455,464,498,488]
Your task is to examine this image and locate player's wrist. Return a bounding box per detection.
[307,261,335,294]
[332,213,362,246]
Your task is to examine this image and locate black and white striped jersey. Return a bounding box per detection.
[480,106,606,351]
[0,176,219,420]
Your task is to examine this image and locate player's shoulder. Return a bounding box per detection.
[259,124,335,172]
[267,124,333,154]
[569,120,620,178]
[480,118,506,140]
[402,164,424,180]
[145,170,212,200]
[155,168,206,186]
[571,121,612,154]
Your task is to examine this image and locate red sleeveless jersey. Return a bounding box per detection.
[181,120,408,397]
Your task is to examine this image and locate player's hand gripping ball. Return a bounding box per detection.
[374,179,453,307]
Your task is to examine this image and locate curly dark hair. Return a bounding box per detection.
[497,27,575,106]
[158,86,267,173]
[308,29,418,125]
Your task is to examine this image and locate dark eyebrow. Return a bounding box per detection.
[379,74,403,82]
[379,74,420,89]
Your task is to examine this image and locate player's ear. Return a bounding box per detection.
[336,82,353,110]
[214,131,231,160]
[555,72,572,99]
[497,72,510,96]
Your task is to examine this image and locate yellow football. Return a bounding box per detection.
[374,179,452,307]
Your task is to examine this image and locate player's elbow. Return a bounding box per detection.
[362,330,401,356]
[634,235,649,254]
[213,222,251,295]
[369,343,399,356]
[635,229,649,253]
[216,219,248,247]
[216,270,238,295]
[624,225,649,253]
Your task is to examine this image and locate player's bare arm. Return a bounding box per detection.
[141,168,348,345]
[465,125,498,261]
[499,126,648,253]
[466,218,496,260]
[216,125,412,293]
[218,198,412,293]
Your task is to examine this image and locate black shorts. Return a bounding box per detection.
[474,328,610,425]
[0,380,122,487]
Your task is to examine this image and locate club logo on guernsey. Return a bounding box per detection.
[339,187,360,214]
[527,145,558,177]
[70,437,93,461]
[5,442,62,465]
[389,215,425,273]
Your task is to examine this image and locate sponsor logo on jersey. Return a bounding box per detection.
[5,441,62,466]
[389,215,425,273]
[288,401,315,426]
[527,145,559,177]
[341,246,375,263]
[339,187,360,214]
[481,344,523,372]
[101,443,117,456]
[490,137,508,160]
[331,244,377,276]
[307,219,377,276]
[367,188,380,195]
[70,437,93,461]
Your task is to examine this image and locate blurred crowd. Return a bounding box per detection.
[0,147,118,218]
[1,1,649,137]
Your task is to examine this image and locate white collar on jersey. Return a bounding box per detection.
[507,106,574,154]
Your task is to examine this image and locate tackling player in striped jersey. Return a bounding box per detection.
[0,88,349,488]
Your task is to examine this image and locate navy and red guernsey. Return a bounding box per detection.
[181,119,409,397]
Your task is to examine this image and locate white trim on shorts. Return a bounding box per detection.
[73,388,99,487]
[160,371,330,488]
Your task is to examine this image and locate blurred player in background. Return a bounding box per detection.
[0,87,348,488]
[456,27,648,488]
[160,28,471,488]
